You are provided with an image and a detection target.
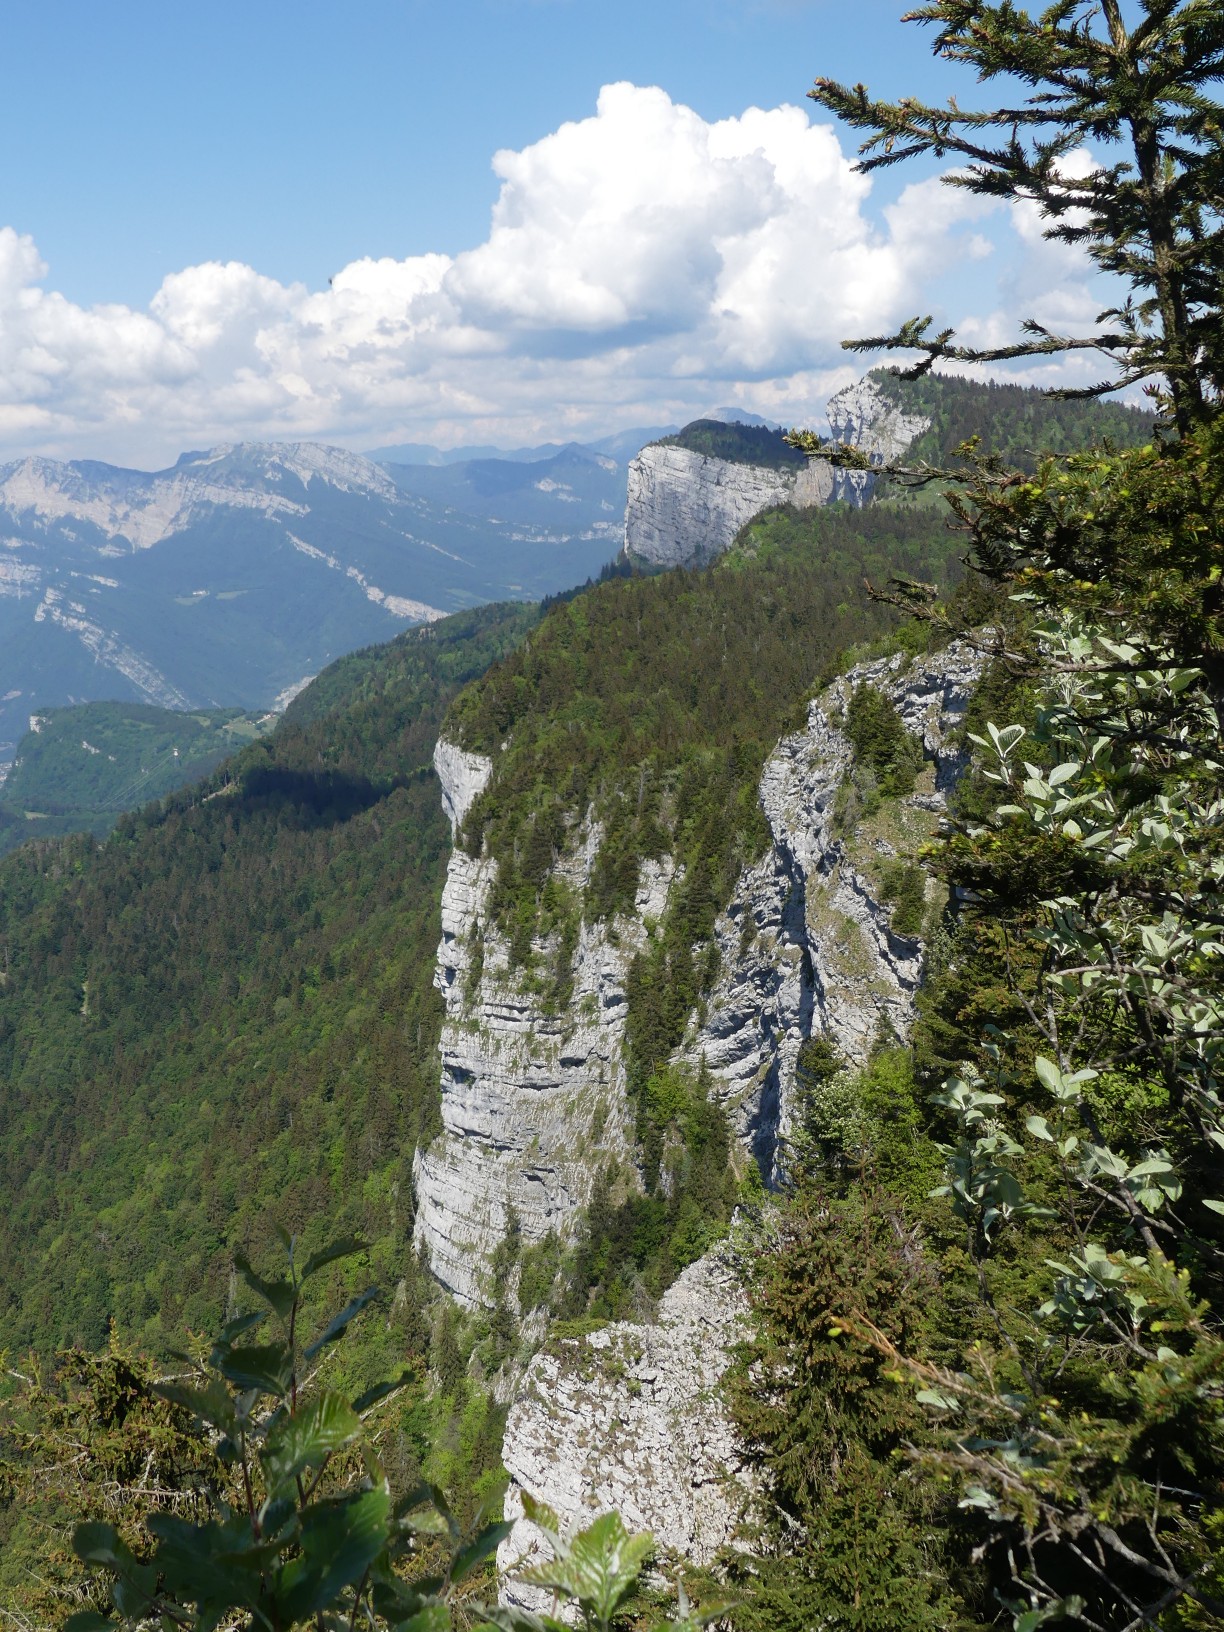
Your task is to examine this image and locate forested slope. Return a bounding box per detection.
[0,702,273,858]
[0,498,974,1361]
[0,603,537,1355]
[877,367,1157,468]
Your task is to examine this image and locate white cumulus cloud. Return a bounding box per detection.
[0,87,1113,466]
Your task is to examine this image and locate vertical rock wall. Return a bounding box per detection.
[622,375,931,570]
[678,641,982,1176]
[413,741,674,1308]
[413,644,981,1303]
[624,445,833,568]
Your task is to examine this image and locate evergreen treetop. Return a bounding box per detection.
[810,0,1224,431]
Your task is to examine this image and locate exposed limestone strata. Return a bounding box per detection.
[624,445,833,569]
[413,740,674,1308]
[679,641,982,1176]
[497,1249,752,1613]
[826,374,931,502]
[432,738,493,836]
[414,644,982,1301]
[622,375,930,570]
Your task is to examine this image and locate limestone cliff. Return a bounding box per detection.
[623,375,930,569]
[413,740,673,1308]
[826,373,933,503]
[676,640,982,1175]
[624,445,833,569]
[412,643,981,1304]
[497,1249,752,1612]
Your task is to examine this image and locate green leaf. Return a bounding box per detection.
[520,1491,560,1536]
[475,1607,560,1632]
[153,1376,237,1434]
[353,1369,415,1415]
[1026,1114,1055,1142]
[521,1510,653,1625]
[400,1508,451,1536]
[263,1391,361,1488]
[212,1341,293,1396]
[303,1286,380,1360]
[450,1520,514,1584]
[916,1388,961,1412]
[1202,1198,1224,1214]
[147,1511,276,1602]
[65,1613,113,1632]
[278,1485,392,1622]
[112,1571,157,1620]
[391,1605,451,1632]
[72,1522,132,1570]
[301,1234,368,1283]
[216,1310,267,1344]
[1034,1056,1064,1094]
[233,1251,297,1322]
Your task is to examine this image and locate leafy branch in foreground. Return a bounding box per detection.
[59,1230,711,1632]
[485,1494,730,1632]
[64,1230,509,1632]
[879,456,1224,1628]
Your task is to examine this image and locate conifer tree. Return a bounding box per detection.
[810,0,1224,432]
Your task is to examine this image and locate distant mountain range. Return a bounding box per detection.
[0,438,639,767]
[364,424,678,466]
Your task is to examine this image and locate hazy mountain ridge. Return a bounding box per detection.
[0,440,627,767]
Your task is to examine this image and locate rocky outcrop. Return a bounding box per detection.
[624,445,833,569]
[414,644,982,1302]
[622,375,930,570]
[413,743,676,1308]
[826,375,932,503]
[432,738,493,836]
[497,1249,752,1612]
[677,641,981,1176]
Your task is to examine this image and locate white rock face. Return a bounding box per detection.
[622,375,930,570]
[623,445,832,569]
[497,1250,751,1612]
[414,643,981,1302]
[678,641,981,1174]
[433,738,493,836]
[413,759,675,1308]
[825,376,932,503]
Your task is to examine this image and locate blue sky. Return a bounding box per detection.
[0,0,1109,464]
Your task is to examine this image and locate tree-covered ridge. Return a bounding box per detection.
[447,501,968,978]
[655,418,805,469]
[0,601,537,1359]
[876,368,1157,472]
[0,701,273,857]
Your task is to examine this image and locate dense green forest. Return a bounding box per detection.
[0,702,273,858]
[657,418,806,468]
[878,367,1157,470]
[0,603,537,1358]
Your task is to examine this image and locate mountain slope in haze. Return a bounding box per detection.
[364,424,676,466]
[0,441,622,768]
[384,444,626,535]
